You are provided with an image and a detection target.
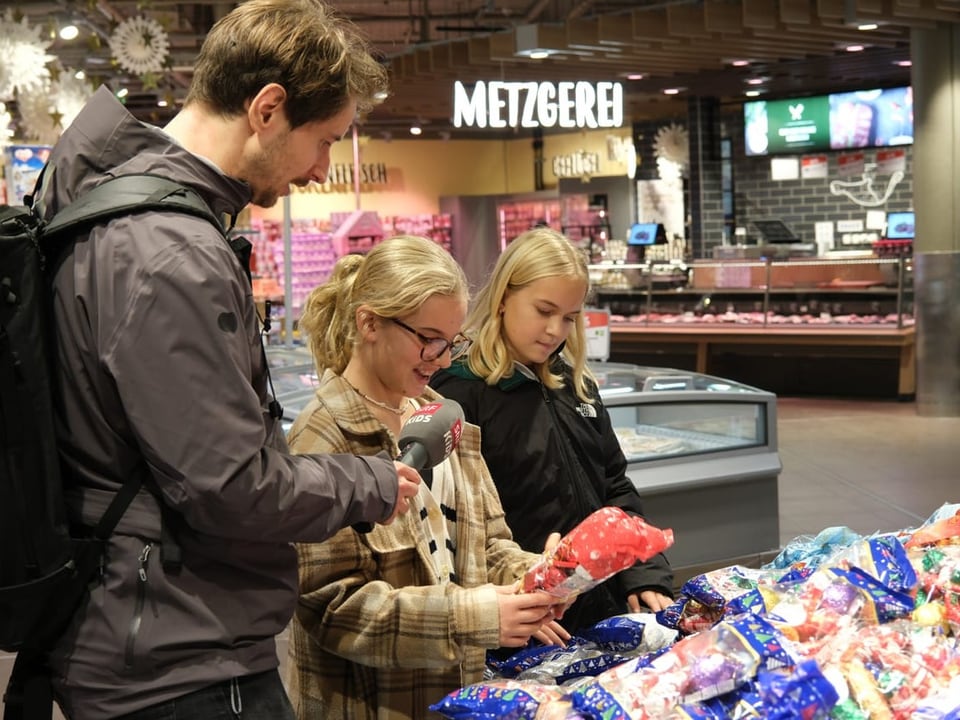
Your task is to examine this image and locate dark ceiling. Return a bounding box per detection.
[10,0,960,139]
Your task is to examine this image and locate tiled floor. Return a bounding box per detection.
[776,397,959,545]
[3,396,958,718]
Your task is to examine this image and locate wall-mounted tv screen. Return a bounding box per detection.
[744,86,913,157]
[628,222,666,246]
[885,211,915,240]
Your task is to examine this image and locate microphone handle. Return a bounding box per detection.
[353,442,429,534]
[397,441,430,471]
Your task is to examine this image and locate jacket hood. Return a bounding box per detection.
[34,86,251,223]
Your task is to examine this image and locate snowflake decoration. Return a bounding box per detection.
[0,101,11,149]
[17,72,93,145]
[110,15,170,76]
[653,122,690,181]
[0,9,54,99]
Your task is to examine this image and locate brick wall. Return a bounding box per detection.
[635,110,914,258]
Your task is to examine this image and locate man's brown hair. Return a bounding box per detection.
[186,0,388,127]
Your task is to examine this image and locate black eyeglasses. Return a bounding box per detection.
[390,318,471,361]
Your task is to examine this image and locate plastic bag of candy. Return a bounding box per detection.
[568,614,800,718]
[522,507,674,602]
[809,619,960,720]
[766,526,862,572]
[657,564,805,634]
[673,661,838,720]
[908,544,960,633]
[488,615,678,685]
[827,535,918,594]
[905,507,960,549]
[428,679,567,720]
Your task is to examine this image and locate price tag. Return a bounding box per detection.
[584,308,611,361]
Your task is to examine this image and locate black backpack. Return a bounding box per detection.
[0,174,223,719]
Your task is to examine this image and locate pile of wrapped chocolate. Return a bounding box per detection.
[431,503,960,719]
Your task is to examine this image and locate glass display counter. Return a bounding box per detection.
[592,255,913,329]
[593,362,782,578]
[590,256,917,399]
[265,346,317,432]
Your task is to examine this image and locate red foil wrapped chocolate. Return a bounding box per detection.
[522,506,674,601]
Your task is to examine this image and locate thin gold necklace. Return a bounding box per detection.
[345,379,410,416]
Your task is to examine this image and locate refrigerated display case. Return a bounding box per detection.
[592,361,781,577]
[591,255,917,399]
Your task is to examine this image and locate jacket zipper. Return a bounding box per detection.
[540,382,626,618]
[125,542,153,669]
[539,384,591,520]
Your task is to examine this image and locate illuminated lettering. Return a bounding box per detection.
[453,80,624,129]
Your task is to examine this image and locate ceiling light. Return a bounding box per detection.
[116,87,129,98]
[857,23,878,31]
[845,44,865,52]
[745,90,761,97]
[663,88,681,95]
[409,125,422,136]
[730,59,751,67]
[74,70,85,80]
[896,59,912,67]
[626,73,644,80]
[747,78,764,85]
[59,24,79,40]
[514,24,566,59]
[157,99,168,107]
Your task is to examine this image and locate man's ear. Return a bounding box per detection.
[247,83,288,133]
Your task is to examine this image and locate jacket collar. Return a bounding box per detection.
[445,359,537,391]
[37,86,252,223]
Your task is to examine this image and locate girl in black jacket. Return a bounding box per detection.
[431,227,674,633]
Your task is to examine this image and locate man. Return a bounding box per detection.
[31,1,419,717]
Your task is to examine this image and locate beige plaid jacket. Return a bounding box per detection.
[285,371,541,719]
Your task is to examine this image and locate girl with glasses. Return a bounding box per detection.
[286,235,569,719]
[431,227,675,635]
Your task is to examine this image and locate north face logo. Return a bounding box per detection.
[576,402,597,418]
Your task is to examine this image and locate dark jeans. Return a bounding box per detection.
[114,670,294,720]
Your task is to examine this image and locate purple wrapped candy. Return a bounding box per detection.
[819,578,859,614]
[685,652,741,698]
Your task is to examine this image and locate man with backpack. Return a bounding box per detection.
[14,1,421,718]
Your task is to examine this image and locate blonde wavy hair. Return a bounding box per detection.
[186,0,388,126]
[462,227,594,402]
[299,236,468,375]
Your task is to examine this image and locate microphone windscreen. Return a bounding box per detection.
[397,399,465,469]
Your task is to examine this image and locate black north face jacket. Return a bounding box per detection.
[431,358,674,632]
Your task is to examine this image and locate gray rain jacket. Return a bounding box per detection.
[34,87,398,719]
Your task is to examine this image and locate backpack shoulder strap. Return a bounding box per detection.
[43,174,223,238]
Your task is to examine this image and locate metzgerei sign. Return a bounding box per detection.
[453,80,624,130]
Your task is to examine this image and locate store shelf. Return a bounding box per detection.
[497,199,562,247]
